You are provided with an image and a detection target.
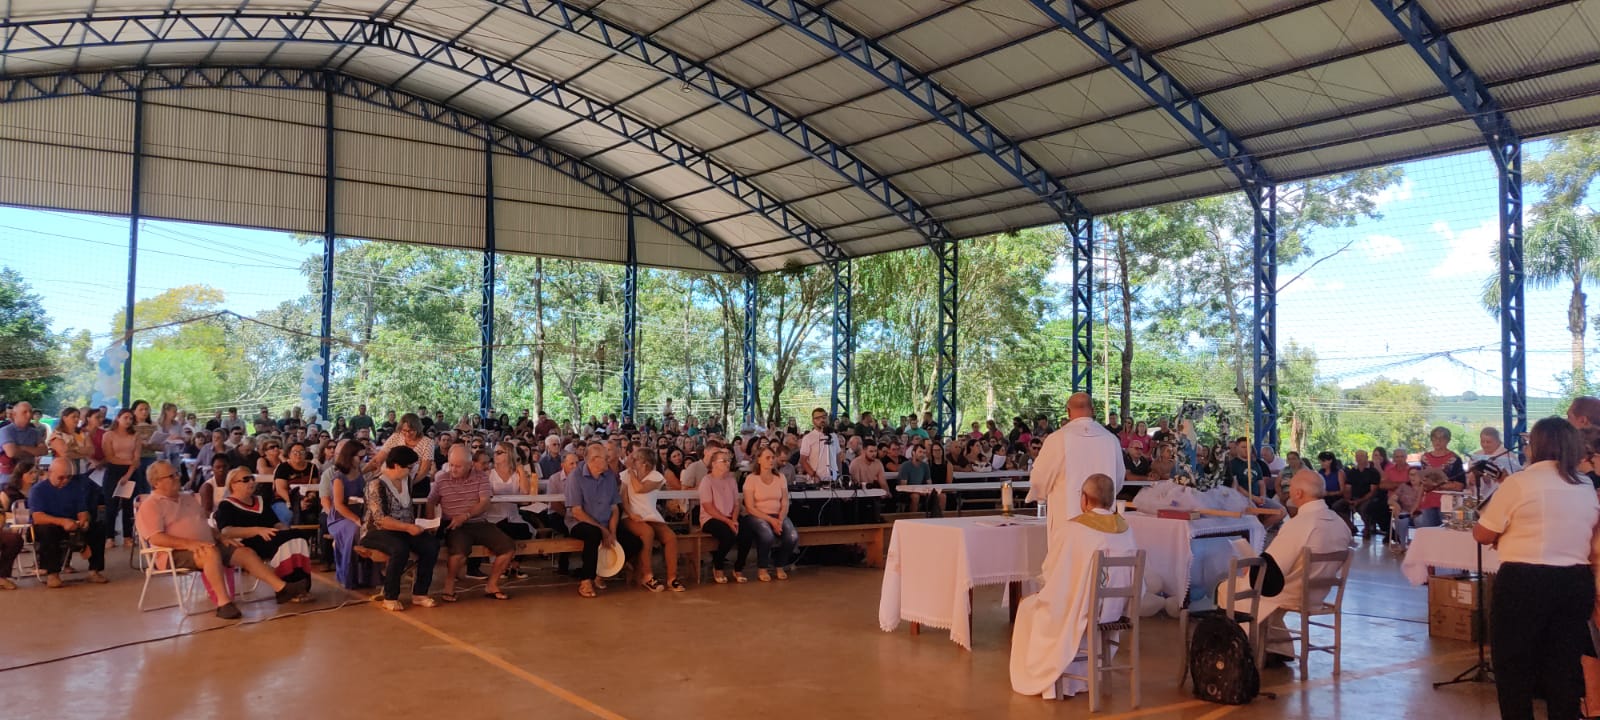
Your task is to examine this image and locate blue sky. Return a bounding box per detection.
[1,141,1593,400]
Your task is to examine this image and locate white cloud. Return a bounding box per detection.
[1361,233,1405,259]
[1372,177,1416,209]
[1428,218,1499,278]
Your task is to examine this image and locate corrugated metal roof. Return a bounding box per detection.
[0,0,1596,272]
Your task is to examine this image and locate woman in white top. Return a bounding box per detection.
[1473,417,1600,720]
[621,447,684,592]
[466,441,537,581]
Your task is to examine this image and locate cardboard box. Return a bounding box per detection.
[1430,606,1486,642]
[1428,574,1492,611]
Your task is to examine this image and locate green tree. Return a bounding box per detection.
[0,267,62,405]
[1481,206,1600,393]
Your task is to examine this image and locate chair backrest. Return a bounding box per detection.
[1091,550,1146,622]
[1220,555,1266,621]
[1300,548,1352,610]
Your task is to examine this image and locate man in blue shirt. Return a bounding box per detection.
[566,445,639,598]
[0,401,47,491]
[29,459,108,587]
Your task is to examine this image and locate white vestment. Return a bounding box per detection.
[1227,498,1351,654]
[1010,511,1140,698]
[1026,418,1124,559]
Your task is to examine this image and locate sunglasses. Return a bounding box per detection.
[231,476,253,484]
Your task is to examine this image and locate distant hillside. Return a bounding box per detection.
[1431,394,1560,425]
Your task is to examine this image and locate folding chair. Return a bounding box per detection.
[6,500,39,579]
[1275,548,1352,676]
[1178,555,1267,687]
[1059,549,1146,712]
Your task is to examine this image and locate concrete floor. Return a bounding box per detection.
[0,539,1500,719]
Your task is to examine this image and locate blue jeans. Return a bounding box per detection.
[1414,507,1442,529]
[740,515,798,570]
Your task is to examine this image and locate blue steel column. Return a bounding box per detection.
[1497,142,1526,449]
[742,274,758,428]
[1251,187,1279,450]
[481,141,497,417]
[319,85,334,420]
[830,260,852,422]
[1069,216,1093,394]
[121,88,146,408]
[934,242,958,439]
[621,212,639,423]
[1369,0,1525,449]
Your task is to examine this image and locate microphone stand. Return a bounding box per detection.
[1434,463,1493,688]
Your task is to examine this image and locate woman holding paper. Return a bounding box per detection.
[101,409,141,546]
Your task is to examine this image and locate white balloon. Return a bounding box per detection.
[1144,573,1165,597]
[1139,593,1164,617]
[1163,595,1184,618]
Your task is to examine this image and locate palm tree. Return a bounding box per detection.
[1482,206,1600,391]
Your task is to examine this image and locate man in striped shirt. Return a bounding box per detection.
[428,444,514,601]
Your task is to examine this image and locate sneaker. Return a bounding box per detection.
[642,577,665,593]
[463,568,490,581]
[87,571,109,584]
[275,578,312,604]
[215,603,242,620]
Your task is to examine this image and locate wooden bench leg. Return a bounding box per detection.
[1008,581,1022,624]
[866,529,886,569]
[910,622,921,636]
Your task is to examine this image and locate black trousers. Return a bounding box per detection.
[35,522,106,573]
[569,522,641,581]
[360,529,440,601]
[701,519,750,571]
[1491,562,1594,720]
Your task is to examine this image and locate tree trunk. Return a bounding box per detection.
[533,256,545,414]
[1115,226,1134,417]
[1571,278,1588,391]
[1217,233,1249,407]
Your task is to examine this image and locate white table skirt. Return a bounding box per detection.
[1125,514,1265,602]
[878,516,1048,649]
[1402,527,1501,585]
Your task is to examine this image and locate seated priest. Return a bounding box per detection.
[1222,468,1352,663]
[1010,473,1139,699]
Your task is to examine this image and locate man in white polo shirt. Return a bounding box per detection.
[798,407,839,484]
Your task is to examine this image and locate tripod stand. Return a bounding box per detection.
[1435,471,1493,688]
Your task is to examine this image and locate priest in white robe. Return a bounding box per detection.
[1011,473,1140,698]
[1027,393,1124,550]
[1225,469,1352,658]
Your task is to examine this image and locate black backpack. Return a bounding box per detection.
[1188,612,1260,705]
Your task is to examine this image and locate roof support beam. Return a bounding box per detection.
[0,66,756,275]
[742,275,759,429]
[738,0,1091,223]
[491,0,952,244]
[1028,0,1280,435]
[934,241,958,439]
[1369,0,1525,450]
[0,13,842,266]
[830,259,852,422]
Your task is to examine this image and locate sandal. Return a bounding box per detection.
[758,569,772,582]
[642,577,665,593]
[578,580,597,598]
[776,567,789,581]
[669,578,687,593]
[712,570,728,585]
[380,599,405,612]
[439,593,459,603]
[483,590,510,601]
[733,572,748,584]
[413,596,440,608]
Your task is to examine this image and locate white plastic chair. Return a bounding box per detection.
[1268,548,1352,676]
[6,500,38,578]
[136,532,201,613]
[1059,549,1145,711]
[1179,554,1267,687]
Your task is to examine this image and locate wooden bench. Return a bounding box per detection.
[468,536,584,559]
[677,523,890,583]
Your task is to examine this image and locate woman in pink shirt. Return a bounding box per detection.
[698,448,749,584]
[741,447,798,582]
